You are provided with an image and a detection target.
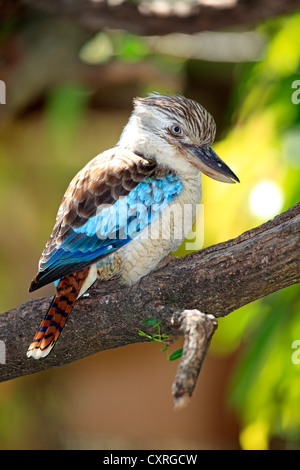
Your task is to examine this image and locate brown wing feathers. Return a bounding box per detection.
[29,151,156,292]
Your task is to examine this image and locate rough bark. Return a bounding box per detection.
[0,203,299,407]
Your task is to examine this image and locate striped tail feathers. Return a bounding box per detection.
[27,268,89,360]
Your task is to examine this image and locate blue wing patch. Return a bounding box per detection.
[42,173,183,287]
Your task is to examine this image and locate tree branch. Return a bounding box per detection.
[21,0,300,35]
[0,203,299,407]
[171,310,218,410]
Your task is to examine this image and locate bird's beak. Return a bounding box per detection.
[188,145,240,184]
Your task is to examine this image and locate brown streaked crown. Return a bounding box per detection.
[133,93,216,146]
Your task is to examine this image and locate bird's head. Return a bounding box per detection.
[119,93,239,184]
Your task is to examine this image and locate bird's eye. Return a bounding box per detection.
[171,125,182,135]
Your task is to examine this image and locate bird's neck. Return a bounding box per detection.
[118,118,155,158]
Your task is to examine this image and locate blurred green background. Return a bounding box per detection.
[0,3,299,450]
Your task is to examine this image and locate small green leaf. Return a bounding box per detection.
[138,330,151,339]
[142,317,161,327]
[168,348,183,361]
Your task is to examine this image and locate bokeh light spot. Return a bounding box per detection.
[249,180,284,219]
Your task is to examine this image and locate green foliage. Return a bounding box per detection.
[230,287,300,429]
[139,318,183,361]
[79,30,150,65]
